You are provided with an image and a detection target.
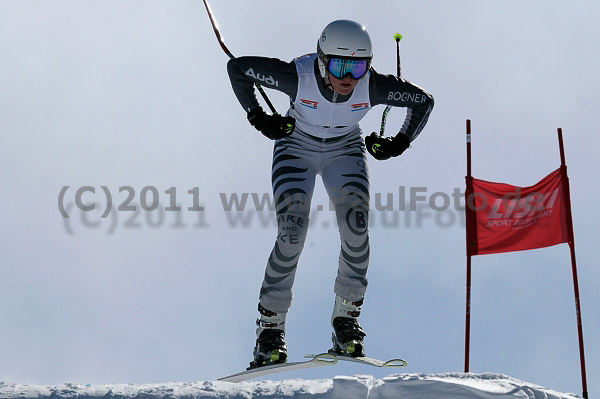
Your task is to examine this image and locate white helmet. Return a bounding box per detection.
[317,20,373,78]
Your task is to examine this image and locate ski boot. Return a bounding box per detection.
[330,295,366,358]
[248,304,288,369]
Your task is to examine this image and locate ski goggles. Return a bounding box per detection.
[327,57,369,80]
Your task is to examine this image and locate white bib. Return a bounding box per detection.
[289,54,371,139]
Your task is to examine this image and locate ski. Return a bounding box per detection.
[218,352,405,383]
[218,353,337,383]
[305,353,407,368]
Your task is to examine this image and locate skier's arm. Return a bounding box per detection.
[227,56,298,112]
[369,69,434,142]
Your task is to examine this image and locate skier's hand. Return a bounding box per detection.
[247,106,295,140]
[365,132,410,160]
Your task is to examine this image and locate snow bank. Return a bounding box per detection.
[0,373,579,399]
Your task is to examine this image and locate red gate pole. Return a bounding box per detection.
[557,128,588,399]
[464,119,473,372]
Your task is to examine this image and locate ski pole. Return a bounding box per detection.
[201,0,278,114]
[379,33,403,137]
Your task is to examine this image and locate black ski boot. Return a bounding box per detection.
[248,304,288,369]
[330,296,366,357]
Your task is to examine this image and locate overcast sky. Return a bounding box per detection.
[1,0,598,395]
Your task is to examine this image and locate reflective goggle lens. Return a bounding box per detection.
[327,58,368,79]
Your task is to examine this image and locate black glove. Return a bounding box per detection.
[365,132,410,160]
[247,106,295,140]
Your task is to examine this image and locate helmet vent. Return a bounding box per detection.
[337,47,349,50]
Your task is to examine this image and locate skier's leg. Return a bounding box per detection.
[252,139,317,368]
[321,138,369,356]
[321,144,370,302]
[258,140,317,314]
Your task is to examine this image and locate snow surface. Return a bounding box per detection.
[0,373,579,399]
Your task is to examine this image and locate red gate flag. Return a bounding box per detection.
[463,124,587,399]
[466,167,572,255]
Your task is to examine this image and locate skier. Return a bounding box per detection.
[227,20,434,369]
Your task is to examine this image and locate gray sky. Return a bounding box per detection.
[1,0,598,395]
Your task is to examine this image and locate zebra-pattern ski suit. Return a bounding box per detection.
[226,53,434,314]
[260,129,370,313]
